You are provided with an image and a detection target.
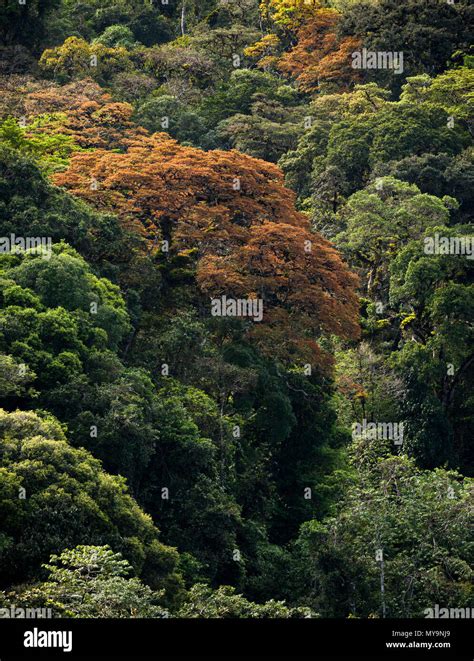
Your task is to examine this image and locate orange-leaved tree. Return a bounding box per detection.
[1,78,148,150]
[54,133,359,367]
[249,2,361,92]
[277,8,361,92]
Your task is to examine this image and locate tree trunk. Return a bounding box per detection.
[181,1,186,36]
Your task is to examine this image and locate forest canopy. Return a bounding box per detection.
[0,0,472,621]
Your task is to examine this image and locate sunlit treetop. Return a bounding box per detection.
[259,0,322,28]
